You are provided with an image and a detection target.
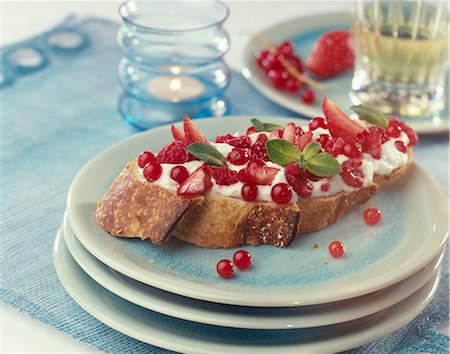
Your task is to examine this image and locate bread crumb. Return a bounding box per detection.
[313,243,319,249]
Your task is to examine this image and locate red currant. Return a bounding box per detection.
[309,117,328,131]
[170,166,189,184]
[386,122,402,138]
[343,142,363,158]
[233,250,252,270]
[241,183,258,201]
[301,88,316,105]
[290,56,303,72]
[328,241,345,258]
[277,40,294,56]
[216,259,234,279]
[363,207,382,225]
[138,151,155,168]
[268,69,289,88]
[394,141,407,153]
[143,162,162,182]
[271,183,292,204]
[320,181,330,192]
[227,147,250,165]
[284,77,301,93]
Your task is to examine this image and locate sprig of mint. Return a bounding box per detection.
[266,139,342,177]
[251,118,285,132]
[351,105,389,129]
[186,142,227,166]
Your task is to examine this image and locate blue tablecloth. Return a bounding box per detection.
[1,17,449,354]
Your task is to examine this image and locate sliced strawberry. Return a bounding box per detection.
[306,30,354,78]
[322,97,365,142]
[171,125,186,141]
[183,115,207,144]
[238,160,279,186]
[247,126,258,135]
[295,131,312,150]
[177,165,212,197]
[269,129,283,140]
[282,123,296,142]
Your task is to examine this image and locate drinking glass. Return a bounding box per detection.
[350,0,449,118]
[118,0,231,129]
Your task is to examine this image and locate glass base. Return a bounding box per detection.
[351,71,446,118]
[119,94,229,130]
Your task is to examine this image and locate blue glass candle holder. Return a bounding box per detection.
[118,0,231,129]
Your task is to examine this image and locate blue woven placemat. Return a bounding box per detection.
[1,17,449,354]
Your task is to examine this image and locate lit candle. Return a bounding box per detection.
[146,67,205,103]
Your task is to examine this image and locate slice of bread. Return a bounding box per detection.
[96,159,301,248]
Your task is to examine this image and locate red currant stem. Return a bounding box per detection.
[244,31,328,91]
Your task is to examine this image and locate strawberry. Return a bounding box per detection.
[171,125,186,141]
[322,97,365,142]
[282,123,296,142]
[237,160,279,186]
[157,140,192,164]
[183,115,207,144]
[208,166,239,185]
[306,30,354,78]
[177,165,212,197]
[295,131,312,150]
[269,129,283,140]
[250,134,270,161]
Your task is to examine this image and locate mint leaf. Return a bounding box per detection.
[302,142,321,160]
[266,139,302,166]
[351,105,389,129]
[186,142,226,166]
[251,118,284,132]
[304,153,342,177]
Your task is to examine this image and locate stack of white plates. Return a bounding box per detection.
[55,116,449,353]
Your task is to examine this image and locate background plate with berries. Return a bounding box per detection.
[66,116,449,307]
[242,12,449,134]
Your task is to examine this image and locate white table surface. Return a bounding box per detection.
[1,1,350,353]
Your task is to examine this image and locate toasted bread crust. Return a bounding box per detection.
[173,193,300,248]
[95,161,202,245]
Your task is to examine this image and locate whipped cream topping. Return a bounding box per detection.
[142,125,410,203]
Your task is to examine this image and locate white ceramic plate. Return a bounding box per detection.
[241,12,449,134]
[54,227,440,354]
[63,213,443,329]
[66,116,449,307]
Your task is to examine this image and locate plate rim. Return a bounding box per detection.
[241,12,449,134]
[54,226,441,354]
[62,212,443,329]
[66,116,449,307]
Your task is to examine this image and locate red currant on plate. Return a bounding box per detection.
[328,241,345,258]
[300,88,316,105]
[143,162,162,182]
[233,250,252,270]
[241,183,258,201]
[170,166,189,184]
[138,151,155,168]
[216,259,234,279]
[271,183,292,204]
[363,207,382,225]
